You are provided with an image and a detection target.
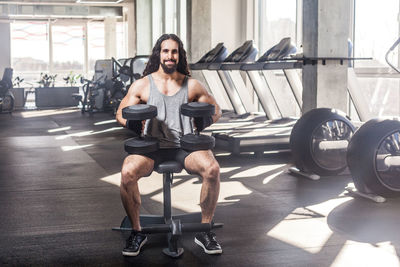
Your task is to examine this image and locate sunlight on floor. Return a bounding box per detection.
[331,240,400,267]
[306,196,352,217]
[19,108,78,118]
[220,166,241,174]
[230,164,287,179]
[151,178,253,212]
[94,119,117,126]
[267,196,352,254]
[268,217,333,254]
[55,127,123,140]
[100,170,253,213]
[100,172,121,187]
[48,126,71,133]
[263,170,284,184]
[61,144,94,151]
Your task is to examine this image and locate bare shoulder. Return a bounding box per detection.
[128,76,150,102]
[187,77,208,101]
[187,77,205,90]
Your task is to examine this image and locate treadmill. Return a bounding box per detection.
[190,43,234,112]
[243,37,302,118]
[192,38,303,155]
[191,41,260,116]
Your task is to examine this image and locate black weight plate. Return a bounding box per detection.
[124,136,159,154]
[347,118,400,197]
[122,104,157,120]
[180,102,215,117]
[290,108,355,176]
[180,134,215,151]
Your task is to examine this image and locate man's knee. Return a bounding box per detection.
[121,157,153,187]
[203,160,220,182]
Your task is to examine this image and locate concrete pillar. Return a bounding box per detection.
[190,0,212,62]
[0,22,11,75]
[302,0,350,113]
[123,2,137,57]
[136,0,152,55]
[104,16,117,59]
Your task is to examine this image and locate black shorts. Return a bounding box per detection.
[145,148,190,169]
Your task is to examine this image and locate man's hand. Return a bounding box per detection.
[126,120,143,136]
[194,116,213,132]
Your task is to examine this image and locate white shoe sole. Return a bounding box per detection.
[194,237,222,255]
[122,237,147,256]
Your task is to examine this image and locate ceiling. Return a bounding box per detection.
[0,0,133,6]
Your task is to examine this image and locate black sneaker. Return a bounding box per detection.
[122,232,147,256]
[194,232,222,254]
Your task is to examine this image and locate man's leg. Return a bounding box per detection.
[184,150,220,223]
[184,150,222,254]
[120,154,154,256]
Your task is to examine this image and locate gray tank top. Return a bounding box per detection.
[144,74,193,148]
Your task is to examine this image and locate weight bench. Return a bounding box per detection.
[113,160,223,257]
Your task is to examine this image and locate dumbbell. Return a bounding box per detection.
[122,104,159,154]
[180,102,215,151]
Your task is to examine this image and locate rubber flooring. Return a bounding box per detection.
[1,108,400,267]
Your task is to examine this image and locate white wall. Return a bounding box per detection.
[211,0,247,54]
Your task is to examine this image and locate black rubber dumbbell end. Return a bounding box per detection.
[180,102,215,118]
[122,104,157,121]
[124,136,159,154]
[180,134,215,151]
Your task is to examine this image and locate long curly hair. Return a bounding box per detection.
[142,34,191,77]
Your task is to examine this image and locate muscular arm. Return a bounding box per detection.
[188,79,222,123]
[116,78,149,127]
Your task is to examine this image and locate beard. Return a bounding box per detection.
[161,60,177,74]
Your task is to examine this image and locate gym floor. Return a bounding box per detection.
[1,108,399,267]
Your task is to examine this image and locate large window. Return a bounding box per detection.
[88,21,105,76]
[352,0,400,118]
[52,23,85,73]
[11,18,125,86]
[151,0,187,47]
[11,21,49,83]
[354,0,399,68]
[258,0,297,54]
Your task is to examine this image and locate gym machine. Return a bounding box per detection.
[289,37,400,201]
[0,68,15,113]
[289,108,400,202]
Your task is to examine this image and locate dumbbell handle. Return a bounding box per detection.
[126,119,144,137]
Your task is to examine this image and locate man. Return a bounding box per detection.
[116,34,222,257]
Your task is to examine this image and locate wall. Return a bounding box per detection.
[135,0,152,55]
[123,1,137,57]
[0,22,11,75]
[189,0,251,62]
[211,0,246,54]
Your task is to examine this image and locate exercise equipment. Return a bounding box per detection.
[343,37,400,201]
[347,118,400,198]
[0,68,15,113]
[290,108,355,177]
[123,104,159,154]
[180,102,216,151]
[73,76,107,114]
